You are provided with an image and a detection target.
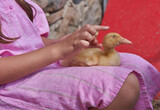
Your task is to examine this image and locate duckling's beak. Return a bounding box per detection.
[119,37,132,44]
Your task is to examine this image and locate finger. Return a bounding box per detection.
[80,40,90,48]
[91,39,98,45]
[89,43,102,48]
[82,24,97,36]
[93,25,109,31]
[97,43,103,48]
[82,31,94,42]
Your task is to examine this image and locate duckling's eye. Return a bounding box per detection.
[113,35,116,38]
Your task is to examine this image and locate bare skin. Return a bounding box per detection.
[89,73,140,110]
[0,24,109,84]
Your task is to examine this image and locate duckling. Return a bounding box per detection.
[61,33,132,67]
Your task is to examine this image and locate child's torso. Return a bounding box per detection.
[0,0,45,57]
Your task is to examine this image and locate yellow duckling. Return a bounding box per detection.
[61,33,132,67]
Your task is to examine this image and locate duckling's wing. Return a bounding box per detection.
[74,48,101,66]
[66,55,98,67]
[85,55,98,66]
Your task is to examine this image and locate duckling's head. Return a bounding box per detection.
[103,33,132,50]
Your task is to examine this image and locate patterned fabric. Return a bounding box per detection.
[0,0,160,110]
[0,0,49,57]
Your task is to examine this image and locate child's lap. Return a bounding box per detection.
[0,66,132,109]
[0,53,159,110]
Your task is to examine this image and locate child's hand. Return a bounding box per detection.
[57,24,109,59]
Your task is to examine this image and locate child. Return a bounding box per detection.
[0,0,159,110]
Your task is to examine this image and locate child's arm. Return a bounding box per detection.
[0,43,64,84]
[0,25,109,84]
[41,37,59,46]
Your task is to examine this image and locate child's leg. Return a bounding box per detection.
[89,73,140,110]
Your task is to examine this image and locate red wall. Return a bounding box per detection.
[98,0,160,71]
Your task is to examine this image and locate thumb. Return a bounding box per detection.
[60,33,72,41]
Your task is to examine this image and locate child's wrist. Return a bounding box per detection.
[50,42,72,60]
[59,44,73,60]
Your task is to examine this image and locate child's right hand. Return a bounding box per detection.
[56,24,109,59]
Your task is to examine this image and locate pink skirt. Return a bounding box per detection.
[0,53,159,110]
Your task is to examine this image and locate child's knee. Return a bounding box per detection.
[89,73,140,110]
[124,73,140,102]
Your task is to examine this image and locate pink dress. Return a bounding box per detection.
[0,0,159,110]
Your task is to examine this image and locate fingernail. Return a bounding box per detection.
[104,26,109,29]
[95,32,99,37]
